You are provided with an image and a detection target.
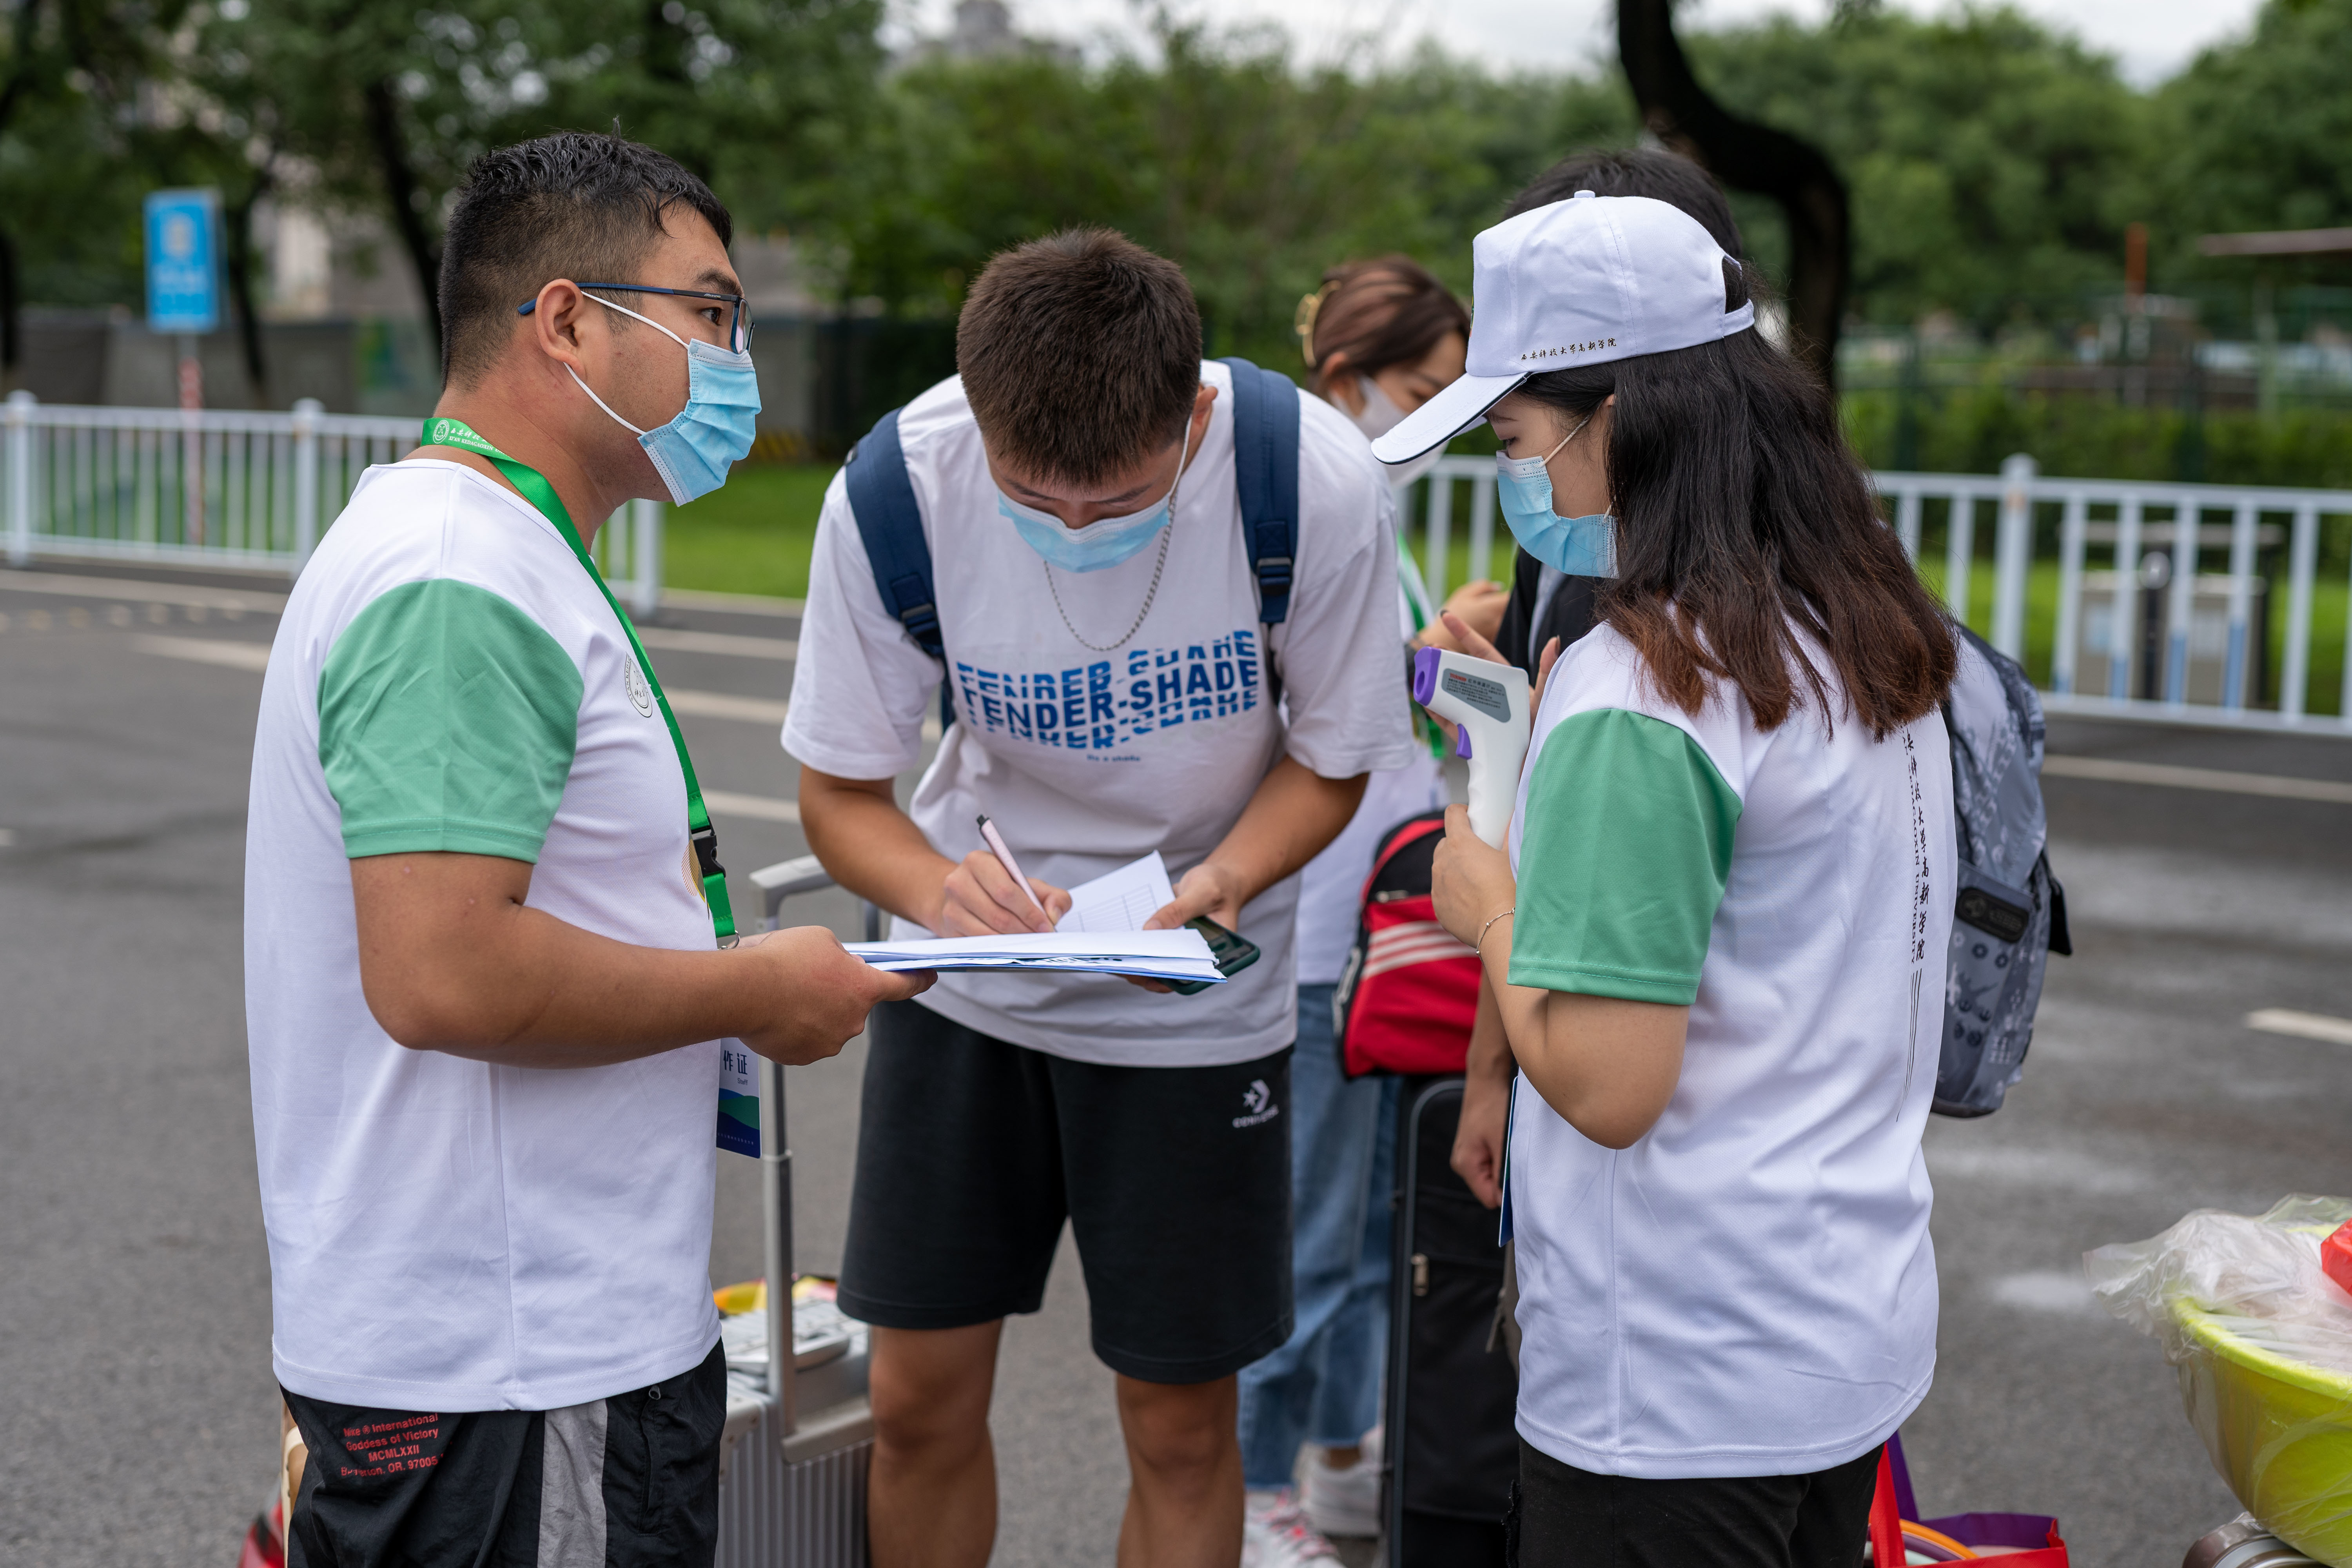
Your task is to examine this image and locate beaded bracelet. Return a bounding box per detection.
[1476,907,1516,958]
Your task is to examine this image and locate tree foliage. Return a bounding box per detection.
[0,0,2346,390]
[835,25,1629,365]
[2152,0,2352,285]
[1686,6,2149,329]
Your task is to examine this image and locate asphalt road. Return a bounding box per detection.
[2,559,2348,1567]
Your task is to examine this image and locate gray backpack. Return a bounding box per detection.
[1936,624,2071,1117]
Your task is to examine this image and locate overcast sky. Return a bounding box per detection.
[896,0,2266,87]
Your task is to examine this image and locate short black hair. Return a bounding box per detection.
[437,131,734,388]
[957,229,1202,487]
[1506,147,1743,259]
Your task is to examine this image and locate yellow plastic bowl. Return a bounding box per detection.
[2173,1300,2352,1567]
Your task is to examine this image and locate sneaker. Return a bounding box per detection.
[1301,1426,1383,1539]
[1243,1487,1341,1567]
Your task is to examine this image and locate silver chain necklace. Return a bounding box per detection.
[1044,519,1173,652]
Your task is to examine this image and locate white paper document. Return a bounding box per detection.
[845,927,1223,984]
[1056,851,1177,933]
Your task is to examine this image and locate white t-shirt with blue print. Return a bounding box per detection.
[784,362,1418,1066]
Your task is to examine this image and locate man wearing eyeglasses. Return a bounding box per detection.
[245,132,926,1568]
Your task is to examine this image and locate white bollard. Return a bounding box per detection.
[5,390,33,568]
[1991,453,2036,660]
[291,398,323,575]
[631,497,663,619]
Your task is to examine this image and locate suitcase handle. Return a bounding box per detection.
[744,854,879,1436]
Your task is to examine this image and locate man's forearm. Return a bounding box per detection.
[799,766,959,929]
[356,856,770,1066]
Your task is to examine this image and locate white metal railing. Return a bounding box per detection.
[1,392,664,615]
[9,399,2347,733]
[1399,453,2352,735]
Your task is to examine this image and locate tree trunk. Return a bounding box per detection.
[1617,0,1849,390]
[363,76,443,368]
[0,225,18,379]
[226,182,272,407]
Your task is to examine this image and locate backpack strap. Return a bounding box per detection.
[1218,356,1299,628]
[844,408,942,663]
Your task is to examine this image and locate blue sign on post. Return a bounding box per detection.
[145,189,222,335]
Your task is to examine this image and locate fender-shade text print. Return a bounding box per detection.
[954,628,1262,752]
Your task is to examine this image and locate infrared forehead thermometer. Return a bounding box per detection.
[1412,647,1532,848]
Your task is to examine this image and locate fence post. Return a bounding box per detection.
[2163,495,2200,706]
[1991,454,2035,661]
[1423,471,1452,611]
[2110,497,2143,701]
[1944,490,1976,628]
[2279,505,2317,723]
[291,398,322,575]
[631,497,663,620]
[2223,503,2258,710]
[5,390,33,568]
[2051,492,2087,696]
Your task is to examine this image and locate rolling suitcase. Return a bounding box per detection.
[1383,1077,1516,1564]
[710,855,884,1568]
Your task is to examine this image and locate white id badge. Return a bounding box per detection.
[716,1039,760,1156]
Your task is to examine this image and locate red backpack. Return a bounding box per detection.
[1332,811,1483,1078]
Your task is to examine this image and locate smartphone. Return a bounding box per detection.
[1166,915,1261,995]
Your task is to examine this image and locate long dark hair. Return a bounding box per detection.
[1519,321,1954,738]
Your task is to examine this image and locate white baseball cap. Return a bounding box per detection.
[1371,191,1755,464]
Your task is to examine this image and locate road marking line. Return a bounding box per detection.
[662,586,805,617]
[666,689,791,724]
[2247,1008,2352,1047]
[702,790,801,824]
[0,568,288,613]
[2044,754,2352,805]
[129,637,802,731]
[136,634,271,671]
[0,828,15,848]
[635,626,797,661]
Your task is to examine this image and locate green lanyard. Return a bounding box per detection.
[420,418,737,945]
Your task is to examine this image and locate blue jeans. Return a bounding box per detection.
[1236,983,1397,1489]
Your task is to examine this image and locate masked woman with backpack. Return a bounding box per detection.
[1375,192,1959,1566]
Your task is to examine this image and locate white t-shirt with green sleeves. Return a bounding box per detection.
[1503,621,1955,1479]
[245,457,722,1412]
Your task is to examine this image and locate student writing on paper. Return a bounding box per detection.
[785,231,1414,1566]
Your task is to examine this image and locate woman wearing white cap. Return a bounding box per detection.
[1375,192,1959,1564]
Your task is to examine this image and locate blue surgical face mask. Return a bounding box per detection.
[571,293,762,504]
[998,417,1194,573]
[1494,414,1616,578]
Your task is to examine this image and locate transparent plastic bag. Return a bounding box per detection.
[2085,1196,2352,1567]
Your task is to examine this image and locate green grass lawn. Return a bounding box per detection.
[659,464,836,600]
[666,463,1526,605]
[659,464,2350,717]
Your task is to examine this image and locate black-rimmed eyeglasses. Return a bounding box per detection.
[517,283,752,354]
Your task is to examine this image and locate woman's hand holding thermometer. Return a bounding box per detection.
[1413,644,1532,847]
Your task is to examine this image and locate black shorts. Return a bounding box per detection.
[1508,1437,1883,1568]
[283,1341,725,1568]
[838,1000,1294,1385]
